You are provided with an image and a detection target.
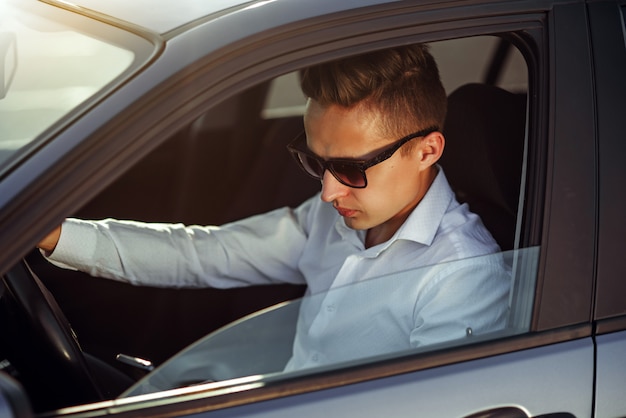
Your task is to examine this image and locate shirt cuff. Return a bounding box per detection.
[44,218,99,271]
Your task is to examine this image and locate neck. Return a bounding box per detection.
[364,166,438,249]
[364,226,395,249]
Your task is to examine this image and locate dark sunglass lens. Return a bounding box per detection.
[299,153,325,178]
[332,163,365,187]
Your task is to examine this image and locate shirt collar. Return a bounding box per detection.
[393,166,454,246]
[334,165,454,254]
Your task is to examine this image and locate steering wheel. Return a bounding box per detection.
[1,258,103,410]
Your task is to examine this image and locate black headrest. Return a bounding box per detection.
[441,83,527,250]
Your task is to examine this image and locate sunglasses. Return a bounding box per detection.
[287,126,438,188]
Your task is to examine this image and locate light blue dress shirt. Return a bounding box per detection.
[48,168,510,371]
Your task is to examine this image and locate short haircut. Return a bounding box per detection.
[300,44,447,143]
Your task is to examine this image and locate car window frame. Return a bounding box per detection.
[589,1,626,332]
[531,0,595,331]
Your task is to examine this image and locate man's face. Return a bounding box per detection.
[303,99,441,245]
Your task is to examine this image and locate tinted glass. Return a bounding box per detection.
[123,247,540,397]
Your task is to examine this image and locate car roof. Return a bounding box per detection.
[54,0,441,36]
[66,0,256,34]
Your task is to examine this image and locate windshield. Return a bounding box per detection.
[0,0,152,174]
[123,247,539,398]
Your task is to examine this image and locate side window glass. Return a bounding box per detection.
[124,246,540,396]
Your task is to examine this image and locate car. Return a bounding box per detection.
[0,0,625,416]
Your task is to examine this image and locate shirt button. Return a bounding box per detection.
[312,354,319,362]
[326,304,336,313]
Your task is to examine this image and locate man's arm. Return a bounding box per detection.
[40,209,310,289]
[409,258,511,348]
[38,226,61,253]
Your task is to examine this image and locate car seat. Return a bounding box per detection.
[225,116,320,221]
[440,83,527,251]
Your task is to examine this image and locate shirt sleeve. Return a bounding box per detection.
[409,255,511,347]
[46,204,315,288]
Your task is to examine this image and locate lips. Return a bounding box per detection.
[335,206,357,217]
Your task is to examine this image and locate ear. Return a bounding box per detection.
[417,131,445,169]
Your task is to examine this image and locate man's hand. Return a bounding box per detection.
[38,226,62,253]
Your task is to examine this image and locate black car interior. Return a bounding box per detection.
[0,38,528,412]
[441,82,527,251]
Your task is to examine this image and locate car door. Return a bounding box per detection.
[0,0,613,417]
[51,1,598,416]
[167,2,597,416]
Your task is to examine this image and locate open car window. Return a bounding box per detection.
[109,34,535,405]
[74,31,532,389]
[123,246,540,397]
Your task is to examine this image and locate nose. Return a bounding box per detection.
[320,170,350,202]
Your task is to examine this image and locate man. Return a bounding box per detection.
[39,44,510,373]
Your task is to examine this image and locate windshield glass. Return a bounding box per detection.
[0,0,151,173]
[123,247,539,398]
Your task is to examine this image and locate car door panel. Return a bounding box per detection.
[149,338,594,418]
[594,331,626,418]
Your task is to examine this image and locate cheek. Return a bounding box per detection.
[369,164,424,207]
[368,159,419,191]
[355,182,404,215]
